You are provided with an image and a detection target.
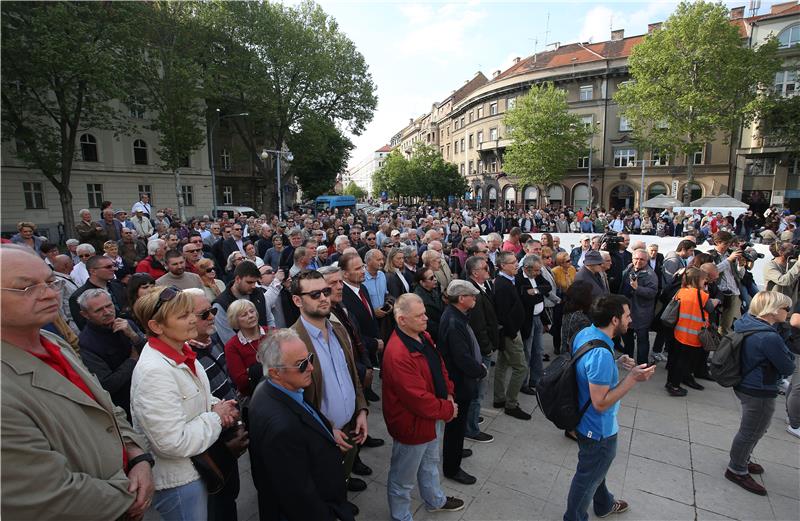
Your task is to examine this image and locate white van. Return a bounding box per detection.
[215,206,258,219]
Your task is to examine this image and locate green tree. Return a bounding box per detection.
[615,0,781,203]
[343,181,367,199]
[372,150,411,199]
[759,63,800,152]
[503,83,593,188]
[129,1,207,221]
[1,2,137,236]
[409,143,467,201]
[288,115,353,199]
[200,0,377,216]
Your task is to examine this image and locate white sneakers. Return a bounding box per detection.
[787,425,800,439]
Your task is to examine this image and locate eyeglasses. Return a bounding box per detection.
[196,307,218,320]
[204,268,216,273]
[426,276,437,281]
[97,264,117,270]
[299,287,333,299]
[233,227,242,231]
[186,248,202,254]
[78,253,93,258]
[1,278,65,298]
[153,286,180,317]
[275,352,315,373]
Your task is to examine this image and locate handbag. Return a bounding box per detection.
[697,289,722,352]
[191,424,243,494]
[661,297,681,328]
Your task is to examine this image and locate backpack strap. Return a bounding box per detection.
[571,339,613,418]
[738,330,763,381]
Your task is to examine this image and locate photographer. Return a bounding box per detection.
[709,231,745,334]
[764,242,800,304]
[602,232,630,294]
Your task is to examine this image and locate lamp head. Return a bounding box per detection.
[261,149,269,160]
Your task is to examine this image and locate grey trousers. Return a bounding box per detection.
[493,333,528,409]
[728,390,775,475]
[787,358,800,429]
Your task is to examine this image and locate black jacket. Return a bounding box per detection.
[387,271,410,299]
[342,284,380,355]
[438,306,487,403]
[516,272,553,340]
[78,319,145,419]
[493,274,525,339]
[249,381,354,521]
[69,279,128,331]
[413,285,444,343]
[466,279,498,355]
[213,283,270,328]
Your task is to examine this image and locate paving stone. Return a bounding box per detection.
[694,470,776,520]
[630,429,692,469]
[487,445,562,501]
[751,434,800,469]
[757,460,800,500]
[689,419,737,451]
[767,488,800,521]
[462,480,545,521]
[624,454,695,505]
[635,406,690,441]
[695,507,738,520]
[618,404,636,428]
[690,443,731,477]
[616,488,696,521]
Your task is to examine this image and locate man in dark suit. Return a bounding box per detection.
[248,328,355,521]
[647,243,665,292]
[211,224,232,271]
[491,251,530,420]
[222,222,246,259]
[573,250,610,300]
[340,252,383,367]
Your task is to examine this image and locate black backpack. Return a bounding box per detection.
[709,330,758,387]
[536,339,610,430]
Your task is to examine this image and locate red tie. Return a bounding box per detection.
[358,288,373,317]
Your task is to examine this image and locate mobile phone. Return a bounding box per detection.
[380,302,392,312]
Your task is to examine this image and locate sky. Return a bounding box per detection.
[286,0,784,170]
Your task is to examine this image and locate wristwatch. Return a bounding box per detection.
[128,452,155,469]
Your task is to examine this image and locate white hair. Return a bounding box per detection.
[147,239,165,255]
[76,243,95,255]
[258,328,302,374]
[77,288,111,311]
[334,235,349,247]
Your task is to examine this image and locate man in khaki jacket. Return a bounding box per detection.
[1,245,154,520]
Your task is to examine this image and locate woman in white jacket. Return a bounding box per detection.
[131,286,239,521]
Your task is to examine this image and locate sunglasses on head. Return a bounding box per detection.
[197,307,218,320]
[299,287,333,299]
[153,286,180,317]
[276,352,315,373]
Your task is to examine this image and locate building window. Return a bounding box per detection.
[507,97,516,110]
[647,183,668,199]
[222,185,233,205]
[468,134,473,149]
[652,148,669,166]
[789,156,799,176]
[745,157,776,176]
[138,185,152,204]
[133,139,148,165]
[777,24,799,48]
[477,106,484,119]
[127,97,145,119]
[490,102,498,115]
[23,182,44,209]
[468,160,474,174]
[460,138,465,151]
[577,154,590,169]
[181,185,194,206]
[460,163,465,175]
[581,115,593,129]
[489,157,497,173]
[692,149,704,165]
[454,141,459,154]
[221,148,231,170]
[774,70,798,97]
[468,111,473,123]
[477,161,484,174]
[619,116,632,132]
[460,117,465,127]
[80,133,98,162]
[87,184,104,208]
[446,144,450,159]
[180,155,190,168]
[613,147,637,167]
[579,85,593,101]
[489,127,498,141]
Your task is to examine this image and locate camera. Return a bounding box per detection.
[737,242,764,263]
[600,231,624,251]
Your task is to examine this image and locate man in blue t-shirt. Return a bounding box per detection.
[564,294,656,521]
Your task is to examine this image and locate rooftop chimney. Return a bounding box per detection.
[492,70,501,79]
[771,1,795,14]
[611,29,624,41]
[409,118,413,125]
[647,22,662,33]
[729,6,745,18]
[513,56,521,64]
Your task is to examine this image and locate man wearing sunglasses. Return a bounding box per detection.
[69,255,128,331]
[289,271,370,498]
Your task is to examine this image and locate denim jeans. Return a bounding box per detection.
[153,479,208,521]
[563,434,617,521]
[388,421,446,521]
[728,390,776,475]
[466,354,492,437]
[522,315,545,387]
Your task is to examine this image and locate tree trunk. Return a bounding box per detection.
[174,168,186,222]
[683,160,694,204]
[59,189,76,241]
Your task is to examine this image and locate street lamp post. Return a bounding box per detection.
[261,148,294,218]
[208,110,248,217]
[634,159,661,209]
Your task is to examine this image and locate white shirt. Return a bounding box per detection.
[131,201,152,216]
[70,262,89,287]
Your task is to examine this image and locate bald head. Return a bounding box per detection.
[52,254,74,274]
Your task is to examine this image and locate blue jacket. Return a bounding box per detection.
[733,313,795,397]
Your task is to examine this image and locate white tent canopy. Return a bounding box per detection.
[641,194,684,208]
[690,194,750,208]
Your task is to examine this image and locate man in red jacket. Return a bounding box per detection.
[382,293,464,521]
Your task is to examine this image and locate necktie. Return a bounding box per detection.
[358,287,373,318]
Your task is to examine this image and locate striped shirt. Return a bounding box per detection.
[188,333,237,401]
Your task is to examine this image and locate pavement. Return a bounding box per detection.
[147,337,800,521]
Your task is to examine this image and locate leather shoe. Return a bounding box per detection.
[364,388,380,402]
[352,459,372,476]
[725,469,766,495]
[445,469,477,485]
[747,462,764,475]
[347,501,360,516]
[363,435,384,448]
[347,477,367,492]
[504,406,532,420]
[519,386,537,396]
[462,448,473,458]
[492,400,506,408]
[683,379,705,391]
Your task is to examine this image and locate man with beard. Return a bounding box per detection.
[155,250,203,290]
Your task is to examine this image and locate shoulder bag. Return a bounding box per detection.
[697,289,722,352]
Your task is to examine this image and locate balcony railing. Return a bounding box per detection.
[477,138,512,152]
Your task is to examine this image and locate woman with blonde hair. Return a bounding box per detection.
[385,247,410,298]
[196,257,225,301]
[724,291,795,496]
[224,251,245,284]
[667,268,719,396]
[130,286,239,520]
[223,299,269,398]
[551,251,576,295]
[11,221,45,254]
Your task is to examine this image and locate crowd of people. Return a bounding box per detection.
[1,194,799,521]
